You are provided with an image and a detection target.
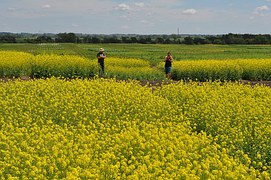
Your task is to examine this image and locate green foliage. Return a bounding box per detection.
[1,43,271,65]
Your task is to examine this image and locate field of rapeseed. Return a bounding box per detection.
[1,50,271,178]
[0,78,271,179]
[0,51,98,79]
[156,81,271,176]
[0,51,33,78]
[165,59,271,81]
[0,51,164,80]
[2,50,271,81]
[105,57,165,80]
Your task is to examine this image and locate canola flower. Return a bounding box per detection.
[31,54,97,78]
[169,59,242,81]
[156,80,271,177]
[239,59,271,80]
[0,51,33,77]
[0,51,97,79]
[105,57,165,80]
[2,51,271,81]
[160,58,271,81]
[0,51,164,80]
[0,78,270,179]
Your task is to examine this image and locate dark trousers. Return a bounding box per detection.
[98,62,105,75]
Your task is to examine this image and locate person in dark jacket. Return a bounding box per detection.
[164,51,173,78]
[97,48,106,76]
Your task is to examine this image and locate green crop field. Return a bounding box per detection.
[1,43,271,65]
[1,43,271,81]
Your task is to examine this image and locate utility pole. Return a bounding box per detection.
[177,28,180,36]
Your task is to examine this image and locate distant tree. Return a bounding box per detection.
[55,32,77,43]
[193,37,206,44]
[91,37,101,43]
[138,37,147,44]
[3,32,271,45]
[130,37,138,43]
[36,35,54,43]
[164,38,172,44]
[243,34,255,40]
[254,35,270,44]
[233,37,246,44]
[213,39,225,44]
[155,37,164,44]
[183,37,194,45]
[82,36,89,43]
[24,38,35,43]
[205,36,217,44]
[221,33,247,44]
[121,37,131,43]
[145,37,153,44]
[103,36,121,43]
[76,37,82,43]
[0,34,16,43]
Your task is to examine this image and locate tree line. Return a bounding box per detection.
[1,32,271,44]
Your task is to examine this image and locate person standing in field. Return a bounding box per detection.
[164,51,173,79]
[97,48,106,76]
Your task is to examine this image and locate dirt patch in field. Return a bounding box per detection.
[0,76,32,82]
[140,79,271,88]
[1,76,271,88]
[240,80,271,87]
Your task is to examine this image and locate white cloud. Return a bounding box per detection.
[121,25,129,29]
[7,7,16,11]
[253,5,269,16]
[120,15,130,20]
[256,5,269,11]
[140,19,154,27]
[115,3,130,11]
[2,0,271,34]
[182,8,197,15]
[71,23,79,27]
[135,2,144,8]
[42,4,51,9]
[140,20,149,24]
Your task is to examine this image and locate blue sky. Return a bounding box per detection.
[0,0,271,34]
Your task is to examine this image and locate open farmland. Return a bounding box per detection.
[1,44,271,179]
[1,43,271,64]
[1,48,271,81]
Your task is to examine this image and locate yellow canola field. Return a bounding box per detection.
[105,57,165,80]
[167,58,271,81]
[0,51,164,80]
[2,51,271,81]
[0,51,33,77]
[156,81,271,177]
[31,54,97,78]
[0,78,270,179]
[0,51,98,78]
